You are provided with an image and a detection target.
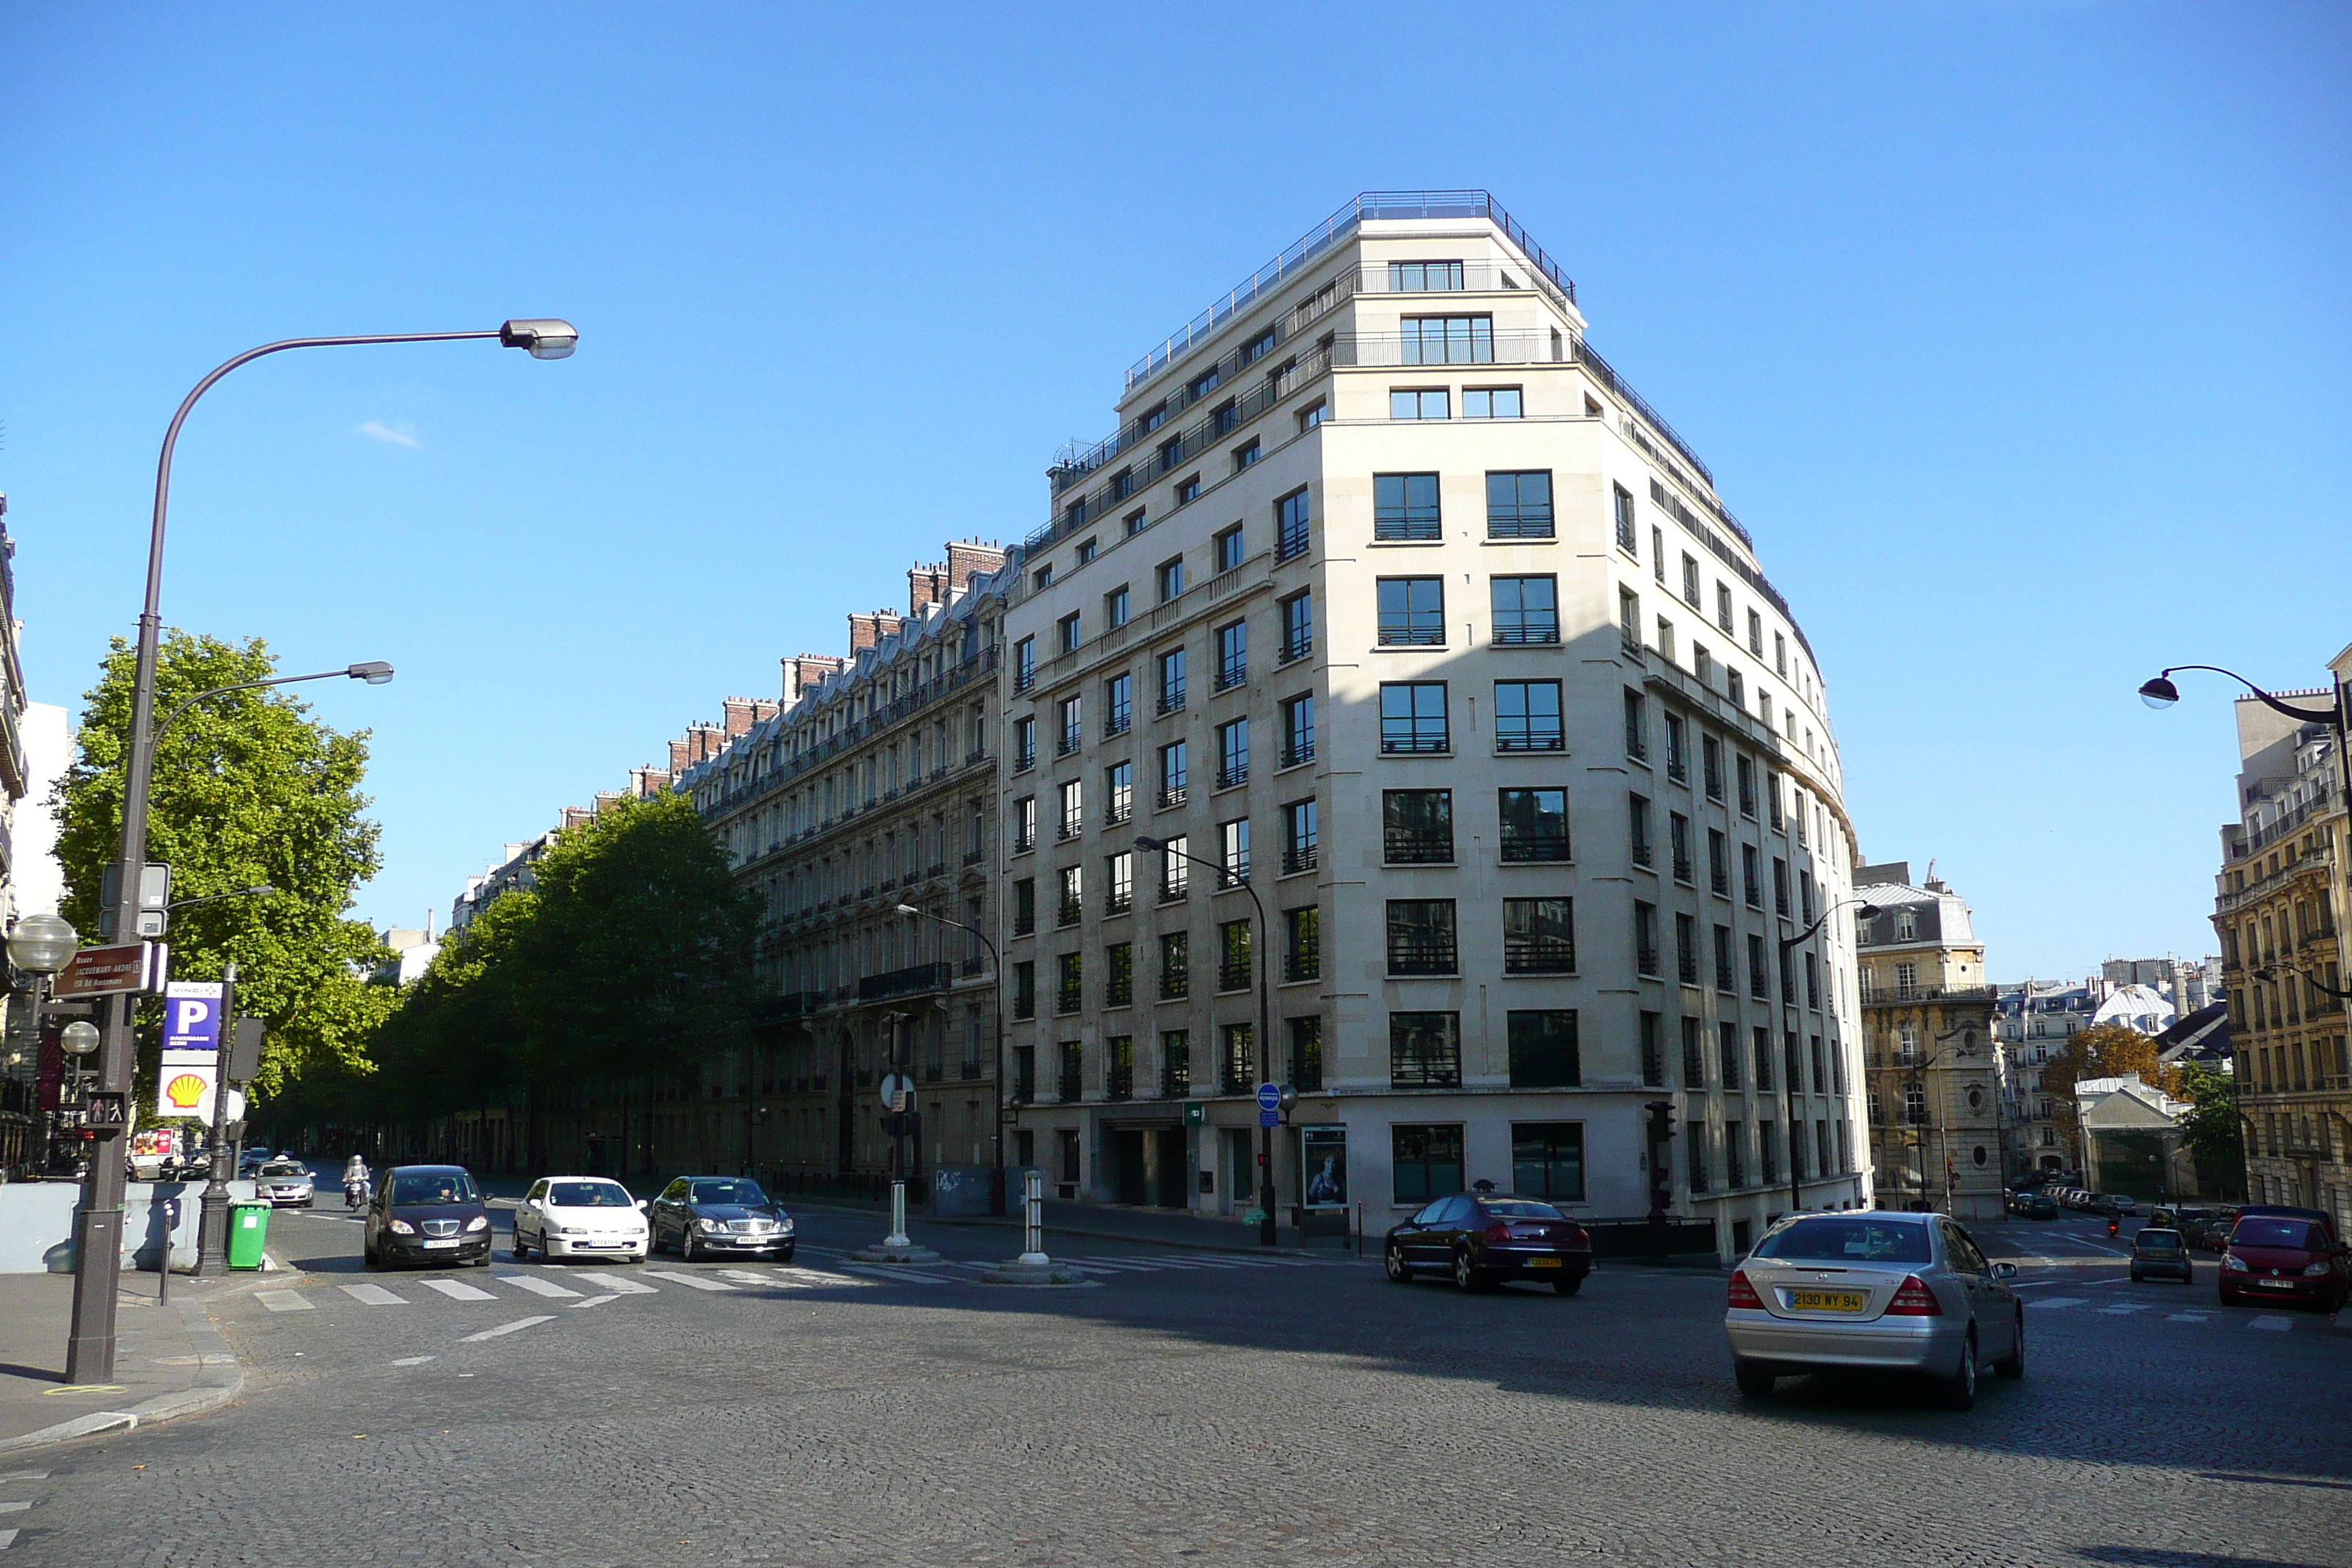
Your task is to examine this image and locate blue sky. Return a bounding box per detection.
[1,4,2345,980]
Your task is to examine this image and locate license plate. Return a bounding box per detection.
[2258,1279,2295,1289]
[1788,1289,1868,1312]
[422,1238,459,1249]
[1528,1257,1562,1268]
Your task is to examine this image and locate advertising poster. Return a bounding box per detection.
[1300,1124,1348,1210]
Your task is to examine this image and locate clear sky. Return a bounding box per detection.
[2,4,2345,981]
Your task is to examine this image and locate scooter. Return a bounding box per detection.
[344,1177,368,1210]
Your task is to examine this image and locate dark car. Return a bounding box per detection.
[2220,1213,2349,1311]
[364,1164,493,1270]
[2185,1206,2239,1253]
[648,1176,796,1262]
[2129,1226,2194,1284]
[2020,1194,2058,1220]
[1384,1192,1592,1294]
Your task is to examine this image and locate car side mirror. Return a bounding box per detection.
[637,1199,649,1211]
[1990,1262,2018,1281]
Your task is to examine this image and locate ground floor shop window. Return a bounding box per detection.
[1392,1123,1465,1204]
[1511,1121,1585,1201]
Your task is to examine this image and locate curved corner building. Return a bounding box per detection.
[1000,192,1866,1259]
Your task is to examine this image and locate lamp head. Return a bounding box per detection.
[499,318,578,360]
[347,661,395,686]
[895,904,922,918]
[2138,675,2180,709]
[1134,835,1166,852]
[6,912,79,975]
[60,1019,101,1057]
[249,884,276,897]
[1857,903,1882,920]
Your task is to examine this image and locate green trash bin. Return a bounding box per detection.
[227,1200,272,1270]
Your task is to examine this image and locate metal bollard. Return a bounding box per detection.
[885,1180,911,1248]
[1019,1169,1047,1264]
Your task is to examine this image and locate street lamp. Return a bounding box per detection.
[1776,900,1877,1218]
[2139,663,2351,799]
[897,903,1007,1214]
[69,320,573,1386]
[1136,834,1277,1246]
[9,915,80,1177]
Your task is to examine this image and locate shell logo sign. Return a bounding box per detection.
[164,1073,208,1111]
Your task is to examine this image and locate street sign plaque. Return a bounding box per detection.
[55,942,167,999]
[1183,1101,1204,1128]
[1254,1082,1281,1113]
[880,1074,915,1113]
[1258,1109,1279,1128]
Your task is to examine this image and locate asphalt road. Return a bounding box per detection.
[2,1202,2345,1567]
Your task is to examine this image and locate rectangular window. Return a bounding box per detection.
[1281,693,1315,767]
[1719,1019,1741,1090]
[1390,259,1464,291]
[1687,1123,1711,1193]
[1014,636,1036,693]
[1057,696,1082,756]
[1494,680,1564,752]
[1383,789,1454,864]
[1491,576,1558,644]
[1230,440,1261,473]
[1400,314,1493,364]
[1160,1030,1191,1097]
[1057,863,1082,924]
[1377,576,1447,645]
[1276,488,1312,560]
[1392,1123,1464,1203]
[1106,585,1131,630]
[1640,1011,1665,1088]
[1486,471,1554,539]
[1676,912,1700,985]
[1011,961,1037,1022]
[1282,797,1318,874]
[1105,760,1133,826]
[1748,933,1769,999]
[1507,1011,1580,1088]
[1737,755,1757,818]
[1221,1024,1253,1094]
[1373,473,1441,540]
[1774,632,1788,677]
[1390,1012,1463,1085]
[1013,715,1036,772]
[1288,1016,1323,1091]
[1284,906,1320,983]
[1682,1017,1705,1086]
[1176,474,1202,505]
[1463,386,1521,419]
[1512,1121,1586,1201]
[1714,925,1735,993]
[1747,608,1764,658]
[1743,844,1763,909]
[1504,897,1575,974]
[1498,787,1569,862]
[1705,827,1727,894]
[1216,717,1250,789]
[1158,930,1189,999]
[1279,590,1313,663]
[1214,525,1245,573]
[1058,611,1083,655]
[1156,647,1186,716]
[1055,951,1083,1014]
[1379,682,1450,753]
[1218,919,1253,991]
[1215,619,1248,689]
[1634,901,1660,977]
[1218,817,1251,885]
[1725,1121,1747,1189]
[1702,736,1723,801]
[1753,1025,1774,1093]
[1012,878,1036,936]
[1805,951,1820,1011]
[1125,508,1146,538]
[1012,796,1036,853]
[1157,739,1188,809]
[1390,388,1450,420]
[1105,943,1133,1009]
[1158,832,1190,900]
[1106,850,1134,913]
[1386,899,1458,976]
[1716,582,1735,634]
[1613,483,1637,553]
[1681,554,1701,608]
[1629,794,1653,867]
[1655,617,1677,665]
[1624,690,1646,759]
[1651,525,1666,583]
[1619,588,1641,652]
[1296,401,1326,434]
[1104,1034,1133,1100]
[1058,1040,1082,1102]
[1057,779,1083,841]
[1156,557,1186,603]
[1670,813,1694,883]
[1773,856,1790,916]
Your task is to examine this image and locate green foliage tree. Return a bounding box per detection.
[56,632,392,1101]
[2171,1060,2244,1196]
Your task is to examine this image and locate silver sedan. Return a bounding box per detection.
[1725,1211,2024,1409]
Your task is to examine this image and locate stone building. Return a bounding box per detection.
[1855,862,2002,1220]
[2211,646,2350,1233]
[995,192,1869,1259]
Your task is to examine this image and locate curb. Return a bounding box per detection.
[0,1283,254,1456]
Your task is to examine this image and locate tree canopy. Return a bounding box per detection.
[2038,1022,2176,1145]
[56,632,393,1101]
[2171,1060,2244,1193]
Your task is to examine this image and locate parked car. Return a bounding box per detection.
[2103,1194,2138,1215]
[512,1176,650,1263]
[1725,1211,2023,1409]
[648,1176,796,1262]
[363,1164,493,1270]
[2020,1194,2058,1220]
[254,1159,315,1207]
[1383,1192,1594,1294]
[2128,1227,2194,1284]
[2182,1206,2239,1252]
[2220,1211,2350,1311]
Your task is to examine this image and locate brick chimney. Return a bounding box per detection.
[561,805,592,831]
[593,790,624,815]
[785,655,845,704]
[723,696,761,737]
[668,737,691,774]
[848,614,878,655]
[946,539,1007,596]
[630,766,671,797]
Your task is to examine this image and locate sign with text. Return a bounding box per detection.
[164,981,225,1055]
[54,941,167,998]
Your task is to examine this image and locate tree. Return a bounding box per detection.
[55,632,392,1101]
[2172,1061,2244,1196]
[2039,1022,2174,1153]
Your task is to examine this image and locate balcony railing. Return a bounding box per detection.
[1058,899,1082,927]
[1158,786,1188,810]
[1056,982,1084,1014]
[1217,764,1249,790]
[1160,968,1190,1000]
[1281,742,1314,769]
[1282,845,1319,875]
[1387,941,1458,977]
[1058,1070,1083,1102]
[1160,1060,1191,1098]
[1218,961,1253,992]
[1496,728,1565,753]
[1384,836,1454,865]
[1286,949,1320,983]
[1504,940,1576,976]
[1501,835,1569,863]
[1107,800,1133,826]
[1860,984,2001,1006]
[1056,818,1082,843]
[1279,636,1313,666]
[1105,889,1133,915]
[1381,733,1449,755]
[1011,996,1037,1022]
[1215,660,1248,692]
[1157,689,1187,716]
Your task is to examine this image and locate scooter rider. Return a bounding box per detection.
[343,1153,372,1209]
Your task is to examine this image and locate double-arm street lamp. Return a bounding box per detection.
[1135,834,1277,1247]
[1776,897,1878,1218]
[897,903,1007,1214]
[69,320,575,1384]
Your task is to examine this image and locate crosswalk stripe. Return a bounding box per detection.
[0,1527,18,1550]
[2096,1304,2149,1315]
[2029,1297,2085,1309]
[497,1274,583,1299]
[1145,1254,1243,1268]
[461,1315,557,1342]
[2168,1312,2212,1322]
[717,1270,778,1284]
[339,1283,407,1306]
[0,1476,45,1485]
[567,1294,621,1309]
[644,1270,737,1292]
[772,1266,873,1289]
[1068,1256,1165,1272]
[0,1503,32,1514]
[2250,1315,2293,1331]
[843,1264,950,1284]
[256,1289,314,1312]
[420,1278,497,1302]
[572,1272,658,1294]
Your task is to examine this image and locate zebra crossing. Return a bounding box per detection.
[2027,1295,2329,1335]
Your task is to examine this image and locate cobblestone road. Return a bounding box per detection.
[2,1207,2343,1567]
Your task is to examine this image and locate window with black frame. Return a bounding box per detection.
[1373,472,1441,540]
[1490,576,1558,644]
[1498,788,1568,862]
[1383,789,1454,864]
[1508,1011,1580,1088]
[1486,471,1553,540]
[1377,577,1446,646]
[1386,900,1458,976]
[1392,1123,1464,1204]
[1512,1122,1585,1201]
[1503,898,1575,974]
[1379,682,1448,753]
[1494,679,1564,751]
[1389,1012,1463,1087]
[1289,1016,1324,1092]
[1284,905,1320,983]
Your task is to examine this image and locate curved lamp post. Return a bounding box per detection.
[1137,834,1276,1246]
[69,321,573,1385]
[1776,898,1877,1217]
[897,903,1007,1214]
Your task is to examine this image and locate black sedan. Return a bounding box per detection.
[1384,1192,1592,1294]
[649,1175,796,1262]
[363,1164,493,1270]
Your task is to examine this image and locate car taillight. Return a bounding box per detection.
[1884,1275,1943,1316]
[1727,1270,1763,1309]
[1481,1222,1512,1244]
[1564,1225,1589,1247]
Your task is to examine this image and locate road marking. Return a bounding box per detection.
[2168,1313,2212,1322]
[567,1294,621,1309]
[339,1284,408,1307]
[572,1272,657,1294]
[772,1266,871,1289]
[390,1356,436,1367]
[1145,1255,1240,1268]
[0,1528,17,1549]
[1068,1256,1164,1273]
[2097,1303,2150,1315]
[842,1264,950,1284]
[0,1476,43,1485]
[495,1275,581,1299]
[0,1504,29,1515]
[2029,1297,2086,1310]
[461,1315,557,1342]
[255,1290,314,1312]
[2250,1315,2294,1332]
[717,1269,777,1284]
[644,1270,737,1292]
[419,1278,497,1302]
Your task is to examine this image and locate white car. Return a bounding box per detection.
[255,1160,315,1207]
[511,1176,650,1262]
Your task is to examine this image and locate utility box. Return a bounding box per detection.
[227,1199,271,1269]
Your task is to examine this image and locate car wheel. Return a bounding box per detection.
[2129,1269,2141,1282]
[1553,1273,1583,1297]
[1734,1361,1776,1398]
[512,1229,531,1261]
[682,1229,701,1263]
[1938,1332,1979,1411]
[362,1240,378,1269]
[777,1245,794,1264]
[1994,1311,2025,1379]
[1452,1249,1489,1293]
[1384,1245,1411,1284]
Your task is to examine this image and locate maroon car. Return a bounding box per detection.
[1384,1192,1593,1294]
[2220,1211,2348,1311]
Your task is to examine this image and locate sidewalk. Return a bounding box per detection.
[0,1271,257,1452]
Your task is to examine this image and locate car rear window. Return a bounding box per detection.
[1480,1200,1564,1220]
[391,1172,481,1206]
[2233,1219,2321,1250]
[2136,1231,2182,1251]
[1752,1218,1932,1264]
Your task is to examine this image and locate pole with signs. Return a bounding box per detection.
[59,941,167,1382]
[195,965,256,1275]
